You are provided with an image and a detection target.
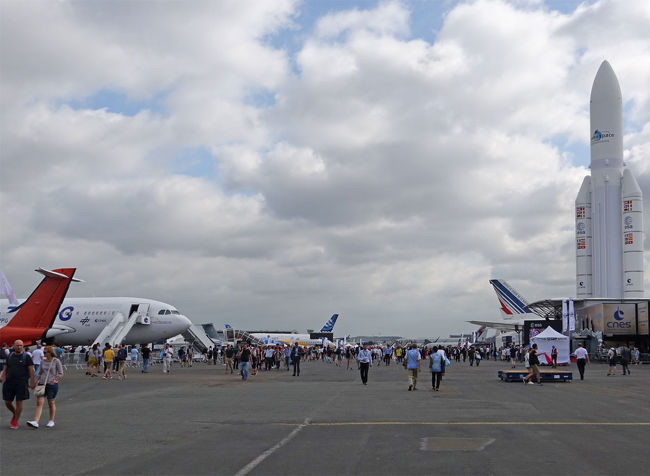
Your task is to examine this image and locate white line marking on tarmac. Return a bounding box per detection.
[235,417,311,476]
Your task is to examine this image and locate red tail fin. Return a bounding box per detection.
[0,268,76,345]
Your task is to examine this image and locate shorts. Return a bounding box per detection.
[531,364,540,375]
[104,361,112,372]
[2,381,30,401]
[89,358,98,366]
[44,383,59,400]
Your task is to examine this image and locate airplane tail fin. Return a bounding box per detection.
[489,279,532,318]
[320,314,339,333]
[6,268,77,333]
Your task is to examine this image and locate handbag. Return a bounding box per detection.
[34,360,53,397]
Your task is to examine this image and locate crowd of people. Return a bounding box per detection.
[2,336,645,429]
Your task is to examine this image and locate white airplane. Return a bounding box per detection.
[1,271,192,346]
[246,314,340,347]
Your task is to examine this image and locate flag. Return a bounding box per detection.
[569,299,575,332]
[0,270,17,306]
[562,299,568,333]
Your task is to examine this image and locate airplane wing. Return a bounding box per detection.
[467,320,518,331]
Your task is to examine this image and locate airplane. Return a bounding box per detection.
[1,270,192,347]
[247,314,341,347]
[0,268,79,345]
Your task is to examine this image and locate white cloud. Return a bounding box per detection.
[1,0,649,337]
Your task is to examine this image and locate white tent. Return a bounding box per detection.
[531,327,570,365]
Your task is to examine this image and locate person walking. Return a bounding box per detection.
[607,347,617,376]
[239,343,251,381]
[31,343,44,377]
[523,344,542,385]
[429,346,445,392]
[225,345,234,374]
[88,344,99,377]
[116,345,128,380]
[574,342,589,380]
[27,345,63,429]
[291,344,303,376]
[162,344,173,374]
[141,344,151,373]
[102,344,114,380]
[619,344,631,375]
[551,346,558,368]
[130,346,139,368]
[357,344,372,385]
[404,344,421,391]
[1,340,34,429]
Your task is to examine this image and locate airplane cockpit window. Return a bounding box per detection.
[171,310,180,314]
[158,310,166,315]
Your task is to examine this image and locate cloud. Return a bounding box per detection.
[1,0,649,337]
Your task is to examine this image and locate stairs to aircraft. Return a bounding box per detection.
[181,325,216,353]
[94,308,149,347]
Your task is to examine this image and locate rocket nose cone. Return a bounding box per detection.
[590,60,621,102]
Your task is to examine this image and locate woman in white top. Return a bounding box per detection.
[27,345,63,428]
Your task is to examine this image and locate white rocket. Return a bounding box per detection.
[575,61,644,299]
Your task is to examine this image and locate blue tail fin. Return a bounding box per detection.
[489,279,533,317]
[320,314,339,332]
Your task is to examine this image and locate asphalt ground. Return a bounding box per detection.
[1,356,649,476]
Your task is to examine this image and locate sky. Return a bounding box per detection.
[1,0,649,338]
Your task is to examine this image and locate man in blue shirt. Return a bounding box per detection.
[404,344,421,391]
[357,344,372,385]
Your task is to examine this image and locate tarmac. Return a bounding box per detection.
[1,357,649,476]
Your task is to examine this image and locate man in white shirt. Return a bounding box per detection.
[574,343,589,381]
[31,344,44,377]
[357,344,372,385]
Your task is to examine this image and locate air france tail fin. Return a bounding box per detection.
[489,279,534,318]
[320,314,339,332]
[0,268,78,344]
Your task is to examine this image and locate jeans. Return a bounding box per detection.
[360,362,369,383]
[240,362,249,380]
[142,358,150,372]
[292,358,301,376]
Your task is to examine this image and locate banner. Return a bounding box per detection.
[562,300,568,333]
[569,299,575,331]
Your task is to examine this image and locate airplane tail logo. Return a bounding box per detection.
[489,279,532,317]
[320,314,339,332]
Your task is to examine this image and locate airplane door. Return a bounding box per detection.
[133,303,149,318]
[137,304,150,324]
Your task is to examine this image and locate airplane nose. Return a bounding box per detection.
[177,314,192,331]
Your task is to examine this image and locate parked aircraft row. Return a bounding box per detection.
[0,268,191,346]
[248,313,340,347]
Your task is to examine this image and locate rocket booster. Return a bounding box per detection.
[575,61,644,298]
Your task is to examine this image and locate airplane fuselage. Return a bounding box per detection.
[1,297,191,345]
